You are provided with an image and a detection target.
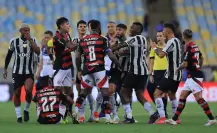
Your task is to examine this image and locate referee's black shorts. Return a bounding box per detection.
[123,72,148,91]
[157,77,180,93]
[109,68,122,85]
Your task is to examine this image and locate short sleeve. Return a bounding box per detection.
[149,48,155,58]
[162,40,174,53]
[8,38,15,51]
[183,46,190,61]
[125,37,136,46]
[103,37,112,53]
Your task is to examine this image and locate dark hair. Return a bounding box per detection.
[77,20,86,28]
[116,23,127,30]
[40,76,50,88]
[164,22,176,33]
[183,29,193,39]
[90,20,101,30]
[88,19,95,28]
[56,17,69,29]
[44,30,53,36]
[133,22,143,33]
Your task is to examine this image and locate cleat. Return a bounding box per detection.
[112,117,120,124]
[105,119,113,124]
[176,118,181,124]
[148,112,159,124]
[24,111,29,122]
[155,117,166,124]
[135,119,138,123]
[93,112,99,122]
[79,116,85,123]
[17,117,22,123]
[121,118,135,124]
[165,119,177,125]
[204,119,216,126]
[72,112,79,124]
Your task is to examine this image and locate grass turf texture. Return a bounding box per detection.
[0,102,216,133]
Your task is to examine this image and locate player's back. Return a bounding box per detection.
[34,87,63,124]
[184,42,203,78]
[79,34,109,74]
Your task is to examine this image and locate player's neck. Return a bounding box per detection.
[90,30,99,34]
[185,39,193,45]
[108,33,116,38]
[167,34,175,40]
[20,35,27,41]
[79,33,85,39]
[58,29,66,35]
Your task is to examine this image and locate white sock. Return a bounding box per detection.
[171,99,178,116]
[79,100,86,117]
[144,102,154,115]
[24,102,30,112]
[94,92,103,112]
[123,103,132,119]
[59,104,66,117]
[155,98,165,118]
[87,94,94,113]
[105,114,111,121]
[110,95,118,116]
[15,106,22,118]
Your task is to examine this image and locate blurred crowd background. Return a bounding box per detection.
[0,0,217,82]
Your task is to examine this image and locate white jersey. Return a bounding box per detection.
[40,46,53,77]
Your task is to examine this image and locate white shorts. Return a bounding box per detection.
[183,78,204,94]
[53,69,72,87]
[81,70,109,89]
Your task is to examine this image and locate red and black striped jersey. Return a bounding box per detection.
[184,42,203,78]
[53,31,72,70]
[78,34,111,75]
[33,87,66,121]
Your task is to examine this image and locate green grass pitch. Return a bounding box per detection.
[0,102,216,133]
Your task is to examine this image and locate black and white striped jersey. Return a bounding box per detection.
[126,35,149,75]
[162,37,182,81]
[8,37,38,74]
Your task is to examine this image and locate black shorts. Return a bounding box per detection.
[153,70,166,85]
[12,74,34,89]
[123,72,148,91]
[37,114,62,124]
[157,78,180,93]
[109,69,122,85]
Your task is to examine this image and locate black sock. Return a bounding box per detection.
[162,97,168,114]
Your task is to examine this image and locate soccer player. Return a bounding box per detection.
[74,20,121,124]
[151,23,182,124]
[74,20,94,123]
[112,22,154,124]
[3,23,40,123]
[109,23,129,123]
[52,17,77,123]
[147,31,168,123]
[165,29,217,126]
[36,30,53,91]
[33,76,74,124]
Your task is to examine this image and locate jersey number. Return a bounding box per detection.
[41,96,57,112]
[88,46,96,61]
[194,53,200,68]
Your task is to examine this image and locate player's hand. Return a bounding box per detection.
[3,69,7,79]
[149,75,154,83]
[24,33,32,41]
[151,41,157,49]
[77,71,82,80]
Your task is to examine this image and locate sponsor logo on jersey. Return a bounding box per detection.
[19,52,30,57]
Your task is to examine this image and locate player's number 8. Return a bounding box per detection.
[88,46,96,61]
[41,96,57,112]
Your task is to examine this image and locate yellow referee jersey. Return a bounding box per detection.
[149,45,167,70]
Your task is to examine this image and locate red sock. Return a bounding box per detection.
[172,99,186,121]
[197,98,214,120]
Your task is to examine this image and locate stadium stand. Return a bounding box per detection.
[0,0,145,67]
[174,0,217,65]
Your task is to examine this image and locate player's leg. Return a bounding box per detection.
[190,78,216,126]
[93,90,103,120]
[86,88,94,122]
[23,74,34,122]
[74,74,94,123]
[95,70,112,123]
[120,72,136,124]
[135,75,154,118]
[153,78,169,124]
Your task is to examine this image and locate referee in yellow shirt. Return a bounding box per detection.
[147,31,168,123]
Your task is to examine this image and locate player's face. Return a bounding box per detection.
[61,21,70,33]
[78,24,87,34]
[129,24,139,36]
[156,32,165,43]
[20,27,30,36]
[44,34,52,42]
[163,27,169,39]
[116,27,126,38]
[107,23,116,34]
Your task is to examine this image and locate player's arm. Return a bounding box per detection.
[111,42,128,51]
[35,53,43,79]
[151,41,169,58]
[148,49,155,75]
[107,50,122,69]
[199,52,203,67]
[47,39,54,61]
[56,33,77,51]
[176,50,189,71]
[115,48,130,56]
